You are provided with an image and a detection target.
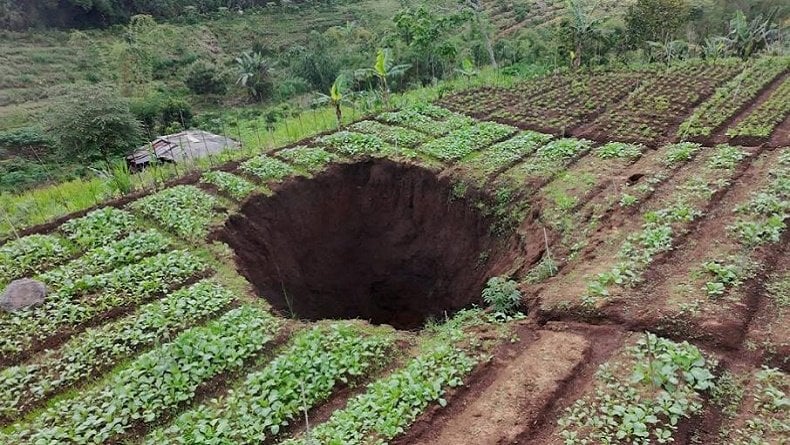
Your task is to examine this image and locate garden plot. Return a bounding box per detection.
[489,71,644,134]
[679,56,789,143]
[537,144,754,319]
[613,148,789,348]
[584,61,744,145]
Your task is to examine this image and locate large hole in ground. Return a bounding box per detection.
[216,159,518,329]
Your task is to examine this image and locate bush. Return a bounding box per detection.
[184,60,228,95]
[482,276,522,314]
[131,93,193,134]
[0,126,53,149]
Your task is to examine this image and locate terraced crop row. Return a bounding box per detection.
[0,279,234,419]
[489,71,643,132]
[128,185,220,241]
[2,305,280,444]
[678,57,789,140]
[0,249,206,357]
[727,74,790,141]
[586,61,743,144]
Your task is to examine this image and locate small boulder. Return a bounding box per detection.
[1,279,47,312]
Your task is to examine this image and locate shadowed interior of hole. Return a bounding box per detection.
[217,159,512,330]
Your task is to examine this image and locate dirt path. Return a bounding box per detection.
[405,330,588,445]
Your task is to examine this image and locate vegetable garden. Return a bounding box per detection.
[0,58,787,444]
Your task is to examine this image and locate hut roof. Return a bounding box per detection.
[127,130,239,166]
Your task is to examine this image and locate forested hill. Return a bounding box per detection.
[0,0,330,30]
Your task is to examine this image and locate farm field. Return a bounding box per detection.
[0,59,788,444]
[481,0,634,36]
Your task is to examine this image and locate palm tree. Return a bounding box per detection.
[315,74,351,128]
[356,49,411,108]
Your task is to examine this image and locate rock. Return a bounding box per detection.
[1,279,47,312]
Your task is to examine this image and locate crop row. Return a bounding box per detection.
[614,142,703,210]
[588,61,743,143]
[0,234,71,287]
[499,137,594,185]
[490,72,642,132]
[59,207,138,249]
[0,207,139,286]
[282,309,488,445]
[678,56,789,139]
[0,279,235,419]
[378,104,474,137]
[146,323,394,444]
[38,229,171,286]
[585,145,749,304]
[3,305,280,444]
[240,154,297,181]
[418,121,517,161]
[274,145,339,173]
[701,150,789,297]
[457,130,554,183]
[201,171,256,201]
[535,141,646,256]
[717,367,788,444]
[557,333,715,444]
[348,120,429,148]
[129,185,219,241]
[316,130,403,158]
[0,249,207,356]
[727,74,790,140]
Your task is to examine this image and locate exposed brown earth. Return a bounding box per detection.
[216,159,527,329]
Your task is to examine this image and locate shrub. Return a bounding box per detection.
[482,276,522,314]
[184,60,228,95]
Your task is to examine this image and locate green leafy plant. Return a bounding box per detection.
[128,185,219,241]
[482,276,522,314]
[201,171,255,200]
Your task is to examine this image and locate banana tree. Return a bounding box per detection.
[564,0,604,69]
[726,10,779,60]
[314,74,351,129]
[356,49,411,108]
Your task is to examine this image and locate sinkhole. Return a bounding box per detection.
[216,159,518,330]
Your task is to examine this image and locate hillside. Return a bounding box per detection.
[0,58,787,444]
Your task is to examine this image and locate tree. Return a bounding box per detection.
[315,74,351,129]
[356,49,411,108]
[561,0,607,68]
[725,9,780,59]
[47,86,142,170]
[461,0,498,68]
[625,0,693,48]
[235,51,274,101]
